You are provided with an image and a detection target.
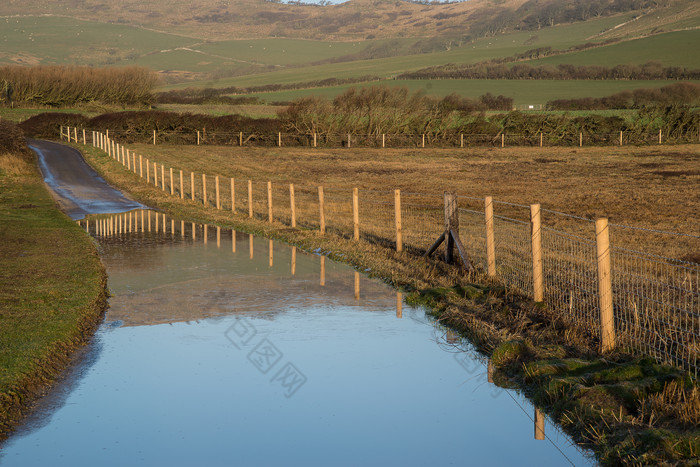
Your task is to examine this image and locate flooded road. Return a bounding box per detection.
[1,211,595,466]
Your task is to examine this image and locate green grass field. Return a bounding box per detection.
[235,78,700,106]
[530,29,700,68]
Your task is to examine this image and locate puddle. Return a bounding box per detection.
[0,210,596,466]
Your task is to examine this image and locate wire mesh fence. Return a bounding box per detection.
[77,130,700,377]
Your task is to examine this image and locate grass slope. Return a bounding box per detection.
[0,143,107,439]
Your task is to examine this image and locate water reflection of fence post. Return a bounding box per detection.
[249,234,254,259]
[268,181,273,222]
[396,292,402,318]
[204,225,208,244]
[202,174,207,207]
[291,246,296,275]
[596,218,616,353]
[485,196,496,277]
[269,239,273,267]
[354,271,360,300]
[147,211,152,232]
[319,186,325,235]
[170,168,174,195]
[353,188,359,241]
[290,184,296,228]
[395,189,402,252]
[171,219,174,238]
[232,229,236,252]
[534,408,545,441]
[161,165,165,191]
[192,222,196,240]
[140,210,144,232]
[180,170,184,199]
[217,226,221,248]
[155,213,159,233]
[248,180,253,218]
[320,256,325,286]
[530,203,544,302]
[181,220,184,238]
[216,176,221,210]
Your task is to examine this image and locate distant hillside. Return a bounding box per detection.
[1,0,697,41]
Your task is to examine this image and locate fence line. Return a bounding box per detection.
[66,127,700,377]
[63,126,700,149]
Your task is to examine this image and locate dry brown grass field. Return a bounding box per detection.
[126,143,700,260]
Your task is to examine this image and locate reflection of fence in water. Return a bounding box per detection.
[80,130,700,377]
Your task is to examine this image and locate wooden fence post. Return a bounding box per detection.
[231,178,236,213]
[530,203,544,302]
[383,133,386,148]
[485,196,496,277]
[460,133,464,148]
[540,132,543,147]
[534,408,545,441]
[347,134,351,148]
[154,162,158,187]
[146,158,150,183]
[596,218,615,353]
[139,155,143,177]
[395,189,402,252]
[659,128,662,144]
[619,130,623,146]
[82,129,86,145]
[190,172,195,201]
[501,133,505,148]
[290,183,296,228]
[239,132,243,146]
[353,187,359,241]
[197,130,200,145]
[278,132,281,147]
[313,132,317,148]
[216,176,220,210]
[248,180,253,218]
[160,164,165,190]
[422,134,425,148]
[153,129,156,145]
[267,181,273,222]
[202,173,207,207]
[73,127,77,143]
[579,132,583,147]
[444,192,458,263]
[170,168,174,195]
[318,186,325,234]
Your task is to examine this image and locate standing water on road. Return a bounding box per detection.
[1,210,595,466]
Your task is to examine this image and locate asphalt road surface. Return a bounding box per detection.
[28,139,144,220]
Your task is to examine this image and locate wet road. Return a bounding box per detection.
[28,139,144,220]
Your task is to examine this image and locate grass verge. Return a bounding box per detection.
[0,146,108,440]
[76,142,699,464]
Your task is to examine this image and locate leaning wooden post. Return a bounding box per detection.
[190,172,195,201]
[202,173,207,207]
[289,183,296,228]
[596,218,615,353]
[248,180,253,218]
[485,196,496,277]
[230,178,235,212]
[530,203,544,302]
[444,191,458,263]
[395,189,402,252]
[73,127,78,143]
[318,186,325,234]
[215,176,221,210]
[267,181,273,222]
[170,168,174,195]
[179,170,184,199]
[353,187,359,241]
[61,125,64,141]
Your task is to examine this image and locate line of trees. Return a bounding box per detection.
[277,86,513,139]
[547,82,700,110]
[398,62,700,81]
[0,65,157,107]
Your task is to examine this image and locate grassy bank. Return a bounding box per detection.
[0,130,107,440]
[75,141,699,464]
